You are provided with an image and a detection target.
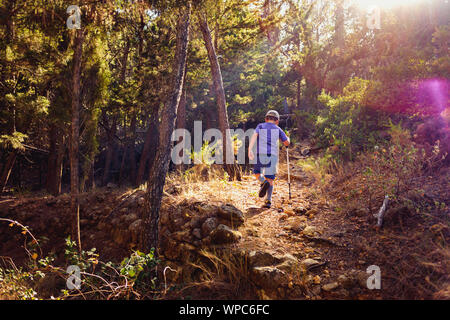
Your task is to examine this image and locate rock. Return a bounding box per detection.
[337,275,350,287]
[196,203,218,216]
[217,204,245,226]
[97,221,109,231]
[128,219,143,243]
[276,255,299,272]
[322,282,339,291]
[178,243,197,262]
[171,217,185,231]
[160,212,170,226]
[300,258,321,269]
[192,228,202,240]
[209,224,242,244]
[279,253,298,262]
[248,251,281,267]
[341,270,368,289]
[250,267,287,290]
[162,239,181,260]
[189,216,204,229]
[123,213,138,224]
[302,226,318,237]
[294,206,307,215]
[311,286,322,295]
[284,209,296,217]
[286,216,307,233]
[112,228,129,245]
[201,217,218,236]
[172,230,192,242]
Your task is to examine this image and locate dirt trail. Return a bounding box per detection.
[210,144,384,299]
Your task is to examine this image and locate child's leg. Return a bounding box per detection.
[253,155,266,183]
[265,177,274,202]
[255,173,265,183]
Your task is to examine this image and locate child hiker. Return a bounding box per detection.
[248,110,290,208]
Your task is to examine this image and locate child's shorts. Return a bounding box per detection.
[253,154,278,180]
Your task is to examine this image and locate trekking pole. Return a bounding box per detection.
[286,146,291,200]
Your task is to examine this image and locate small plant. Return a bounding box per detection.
[190,140,218,166]
[120,249,159,290]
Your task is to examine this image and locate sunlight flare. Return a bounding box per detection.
[352,0,430,9]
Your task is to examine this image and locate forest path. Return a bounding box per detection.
[214,143,382,299]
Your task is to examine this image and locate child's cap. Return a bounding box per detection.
[265,110,280,120]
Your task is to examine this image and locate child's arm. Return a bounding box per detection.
[248,131,258,160]
[280,128,290,147]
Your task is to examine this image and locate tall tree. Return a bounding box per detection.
[142,2,191,253]
[198,14,241,180]
[70,28,84,252]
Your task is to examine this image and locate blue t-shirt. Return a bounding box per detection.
[255,122,288,155]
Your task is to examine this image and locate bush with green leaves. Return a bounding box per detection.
[314,79,387,160]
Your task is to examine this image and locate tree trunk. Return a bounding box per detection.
[54,134,65,195]
[128,112,137,184]
[296,77,302,110]
[142,3,191,254]
[198,14,241,181]
[135,107,159,186]
[46,124,58,194]
[118,118,128,186]
[70,28,84,252]
[175,82,187,172]
[334,0,345,51]
[261,0,279,46]
[102,116,117,186]
[46,125,65,195]
[0,150,17,193]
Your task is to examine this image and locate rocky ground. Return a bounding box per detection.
[0,145,448,300]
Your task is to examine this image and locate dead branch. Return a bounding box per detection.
[374,195,389,228]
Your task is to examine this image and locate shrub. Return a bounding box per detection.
[314,82,386,161]
[331,122,437,214]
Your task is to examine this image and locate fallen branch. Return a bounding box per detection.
[374,195,389,228]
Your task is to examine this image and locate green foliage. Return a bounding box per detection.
[190,140,218,166]
[60,237,160,298]
[0,268,39,300]
[120,249,159,289]
[0,131,28,150]
[315,82,385,160]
